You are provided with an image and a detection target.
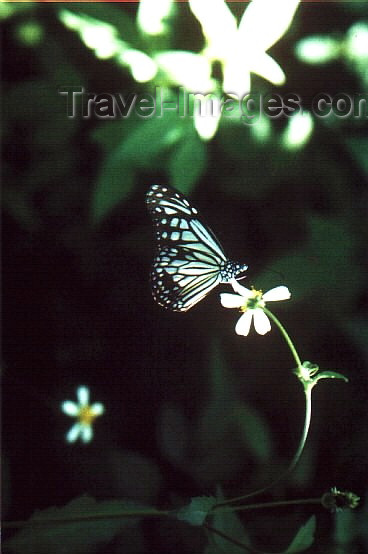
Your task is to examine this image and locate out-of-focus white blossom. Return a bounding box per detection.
[137,0,174,36]
[61,386,104,444]
[281,111,314,150]
[295,36,341,65]
[190,0,301,97]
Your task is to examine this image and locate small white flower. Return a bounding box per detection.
[220,280,291,336]
[190,0,301,96]
[61,386,104,443]
[137,0,174,36]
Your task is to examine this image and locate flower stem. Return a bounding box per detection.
[213,495,320,515]
[204,522,259,553]
[206,496,322,554]
[263,307,302,369]
[215,388,311,507]
[216,309,311,508]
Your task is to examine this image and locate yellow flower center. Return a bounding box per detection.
[240,288,265,312]
[78,406,98,426]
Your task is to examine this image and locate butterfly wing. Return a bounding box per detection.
[146,184,228,311]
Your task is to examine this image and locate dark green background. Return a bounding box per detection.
[2,2,367,553]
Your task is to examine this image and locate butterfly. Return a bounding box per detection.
[146,184,248,311]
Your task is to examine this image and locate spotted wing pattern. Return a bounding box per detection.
[146,184,247,311]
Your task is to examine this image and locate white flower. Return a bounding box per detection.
[220,280,291,336]
[61,386,104,443]
[137,0,174,36]
[189,0,301,97]
[281,110,314,150]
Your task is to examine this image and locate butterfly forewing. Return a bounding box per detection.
[146,184,247,311]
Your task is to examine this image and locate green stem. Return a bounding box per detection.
[2,509,170,529]
[206,496,321,554]
[263,307,302,369]
[216,309,310,508]
[213,496,320,515]
[204,522,260,553]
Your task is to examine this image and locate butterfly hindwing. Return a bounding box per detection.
[146,184,247,311]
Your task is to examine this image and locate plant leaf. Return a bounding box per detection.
[314,371,348,383]
[284,515,316,553]
[168,129,207,194]
[4,495,148,554]
[176,496,217,527]
[204,486,250,554]
[90,154,135,224]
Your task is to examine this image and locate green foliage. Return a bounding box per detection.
[284,516,316,553]
[345,136,368,177]
[204,488,250,554]
[4,496,146,554]
[91,112,195,222]
[176,496,217,527]
[90,152,136,223]
[2,2,366,553]
[168,127,207,194]
[60,3,140,48]
[255,215,364,313]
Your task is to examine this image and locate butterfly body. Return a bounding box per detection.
[146,184,247,311]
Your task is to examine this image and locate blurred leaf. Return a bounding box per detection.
[217,121,300,198]
[91,113,185,222]
[334,510,358,546]
[37,33,84,87]
[90,152,135,223]
[2,187,40,231]
[19,151,76,189]
[117,112,183,170]
[284,515,316,553]
[59,3,141,48]
[255,215,363,311]
[157,402,188,466]
[107,449,162,504]
[204,487,249,554]
[92,120,134,154]
[233,404,272,462]
[6,81,77,139]
[176,496,217,527]
[203,340,271,461]
[0,3,35,20]
[345,136,368,177]
[4,496,146,554]
[168,129,207,194]
[344,316,368,360]
[190,339,272,482]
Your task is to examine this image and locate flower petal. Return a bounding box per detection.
[248,52,285,85]
[223,54,251,98]
[194,108,221,141]
[137,0,173,36]
[189,0,237,56]
[235,311,253,336]
[61,401,79,416]
[66,423,82,443]
[220,293,244,309]
[81,425,93,443]
[91,403,104,416]
[155,51,213,91]
[281,111,314,150]
[263,286,291,302]
[230,279,253,298]
[253,309,271,335]
[77,386,89,406]
[238,0,300,52]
